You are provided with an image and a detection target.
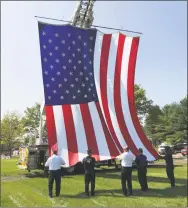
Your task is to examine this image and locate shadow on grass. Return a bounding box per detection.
[25,171,73,179]
[148,164,185,168]
[25,171,44,178]
[94,164,185,173]
[96,171,187,185]
[61,185,187,199]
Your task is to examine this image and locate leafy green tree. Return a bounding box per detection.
[164,97,187,144]
[21,103,41,145]
[134,84,153,121]
[145,96,187,145]
[21,103,48,145]
[144,105,163,146]
[1,112,23,156]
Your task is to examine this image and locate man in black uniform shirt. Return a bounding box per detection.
[82,149,96,196]
[135,148,148,191]
[161,146,175,187]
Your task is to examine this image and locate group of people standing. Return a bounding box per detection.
[117,146,175,196]
[45,146,175,198]
[117,147,148,196]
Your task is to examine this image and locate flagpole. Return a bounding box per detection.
[34,15,143,35]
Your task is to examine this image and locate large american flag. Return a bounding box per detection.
[38,22,158,166]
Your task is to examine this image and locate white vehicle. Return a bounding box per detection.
[158,144,174,155]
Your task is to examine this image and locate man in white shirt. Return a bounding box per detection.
[45,150,66,198]
[117,147,135,196]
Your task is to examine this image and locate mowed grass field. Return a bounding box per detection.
[1,158,187,207]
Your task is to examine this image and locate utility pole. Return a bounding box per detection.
[38,0,96,145]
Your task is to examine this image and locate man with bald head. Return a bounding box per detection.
[117,147,135,196]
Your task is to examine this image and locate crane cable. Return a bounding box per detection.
[35,15,143,35]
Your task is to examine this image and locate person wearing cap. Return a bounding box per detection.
[82,149,96,196]
[45,150,66,198]
[117,147,135,196]
[135,148,148,191]
[160,146,175,187]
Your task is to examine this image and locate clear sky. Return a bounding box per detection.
[1,1,187,117]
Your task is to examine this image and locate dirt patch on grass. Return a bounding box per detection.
[153,154,187,166]
[2,175,27,182]
[174,158,187,165]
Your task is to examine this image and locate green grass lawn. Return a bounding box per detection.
[1,158,28,176]
[1,158,187,207]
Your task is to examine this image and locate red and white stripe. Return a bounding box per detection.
[94,31,158,161]
[45,31,159,167]
[45,102,120,167]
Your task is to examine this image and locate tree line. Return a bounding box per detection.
[1,84,187,156]
[144,96,187,146]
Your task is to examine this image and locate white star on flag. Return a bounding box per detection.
[55,46,59,50]
[58,84,62,88]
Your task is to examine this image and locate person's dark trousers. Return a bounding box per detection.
[166,166,175,187]
[121,167,133,195]
[138,168,148,191]
[48,169,61,197]
[85,172,95,195]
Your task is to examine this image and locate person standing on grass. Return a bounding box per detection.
[159,146,175,188]
[82,149,96,196]
[117,147,135,196]
[135,148,148,191]
[45,150,66,198]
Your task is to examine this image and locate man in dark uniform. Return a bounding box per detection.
[160,146,175,187]
[82,149,96,196]
[135,148,148,191]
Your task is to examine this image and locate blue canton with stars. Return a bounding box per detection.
[38,22,98,105]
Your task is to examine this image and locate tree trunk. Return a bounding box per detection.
[8,144,12,157]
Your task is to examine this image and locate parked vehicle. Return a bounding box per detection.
[17,144,118,174]
[158,144,174,155]
[173,143,187,153]
[181,147,188,156]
